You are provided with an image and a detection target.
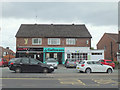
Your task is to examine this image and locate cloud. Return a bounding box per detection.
[1,18,118,52]
[2,2,118,26]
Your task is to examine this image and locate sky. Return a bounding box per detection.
[0,1,119,52]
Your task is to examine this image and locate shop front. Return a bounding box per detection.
[65,47,90,61]
[43,47,65,64]
[65,47,104,61]
[16,47,43,62]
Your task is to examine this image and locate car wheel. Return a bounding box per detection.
[15,67,22,73]
[43,68,48,73]
[85,68,91,74]
[107,69,112,74]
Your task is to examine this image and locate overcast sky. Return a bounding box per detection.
[0,2,118,52]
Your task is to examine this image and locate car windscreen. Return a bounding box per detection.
[106,61,113,63]
[0,58,2,61]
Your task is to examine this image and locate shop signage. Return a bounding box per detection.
[17,47,43,51]
[24,38,28,45]
[44,48,64,52]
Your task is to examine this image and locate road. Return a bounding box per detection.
[0,65,120,88]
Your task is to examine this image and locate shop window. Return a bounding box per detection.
[54,53,57,58]
[67,54,70,58]
[92,53,102,55]
[71,53,88,60]
[66,38,76,45]
[48,38,60,45]
[32,38,42,45]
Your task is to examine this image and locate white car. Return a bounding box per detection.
[46,58,58,69]
[76,60,113,74]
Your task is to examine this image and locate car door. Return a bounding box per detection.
[29,58,43,72]
[93,61,105,72]
[21,58,30,72]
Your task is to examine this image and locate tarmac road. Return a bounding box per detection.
[0,65,120,88]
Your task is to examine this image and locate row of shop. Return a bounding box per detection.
[16,47,104,64]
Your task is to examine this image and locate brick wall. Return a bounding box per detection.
[16,37,91,48]
[97,34,118,61]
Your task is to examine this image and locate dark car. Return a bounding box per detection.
[9,57,54,73]
[0,58,8,67]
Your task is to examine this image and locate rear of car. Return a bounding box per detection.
[76,61,86,72]
[65,59,77,68]
[0,58,8,67]
[99,59,115,69]
[46,59,58,69]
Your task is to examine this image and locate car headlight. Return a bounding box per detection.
[50,66,54,69]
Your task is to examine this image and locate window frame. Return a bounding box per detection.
[66,38,76,45]
[32,38,42,45]
[48,38,60,45]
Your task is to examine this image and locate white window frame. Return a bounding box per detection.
[66,38,76,45]
[32,38,42,45]
[48,38,60,45]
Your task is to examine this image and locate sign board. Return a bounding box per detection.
[44,48,64,52]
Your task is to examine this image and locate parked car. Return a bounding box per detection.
[0,58,8,67]
[65,59,77,68]
[99,59,115,69]
[46,58,58,69]
[9,57,54,73]
[8,58,20,66]
[76,60,113,74]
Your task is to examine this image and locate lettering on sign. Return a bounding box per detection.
[24,39,28,45]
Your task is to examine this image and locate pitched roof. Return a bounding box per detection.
[118,31,120,43]
[106,33,118,42]
[15,24,92,38]
[97,33,118,46]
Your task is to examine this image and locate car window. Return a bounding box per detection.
[15,59,21,63]
[21,58,30,64]
[106,61,113,63]
[87,61,92,64]
[92,61,101,65]
[30,58,40,64]
[0,59,1,61]
[100,60,104,62]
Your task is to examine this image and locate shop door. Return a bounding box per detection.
[57,53,62,64]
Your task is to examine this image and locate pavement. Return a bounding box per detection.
[0,65,120,88]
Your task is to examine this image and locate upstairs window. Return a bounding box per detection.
[32,38,42,45]
[66,38,76,45]
[48,38,60,45]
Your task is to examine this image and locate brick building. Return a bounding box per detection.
[0,46,15,62]
[16,24,104,64]
[118,31,120,62]
[97,33,118,61]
